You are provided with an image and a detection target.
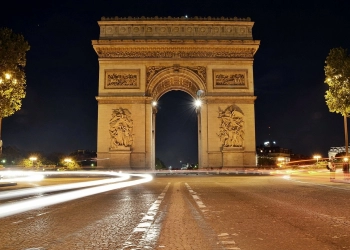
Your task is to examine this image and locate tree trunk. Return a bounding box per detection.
[344,114,348,156]
[0,117,2,156]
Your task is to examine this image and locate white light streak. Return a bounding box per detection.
[0,171,130,200]
[282,175,291,180]
[0,172,153,218]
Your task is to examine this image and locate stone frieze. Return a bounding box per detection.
[95,47,256,58]
[151,76,198,98]
[105,70,140,89]
[213,70,247,88]
[217,105,244,148]
[100,24,253,39]
[109,108,134,149]
[146,65,206,85]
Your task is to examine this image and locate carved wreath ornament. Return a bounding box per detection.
[109,108,134,149]
[217,105,244,147]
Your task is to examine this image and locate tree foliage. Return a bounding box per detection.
[61,158,81,170]
[0,28,30,118]
[155,158,167,169]
[20,158,43,169]
[324,47,350,115]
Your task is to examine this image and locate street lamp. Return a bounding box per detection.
[29,156,37,168]
[313,155,321,163]
[194,99,202,108]
[0,73,17,157]
[64,158,72,163]
[277,157,285,167]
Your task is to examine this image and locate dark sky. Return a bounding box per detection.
[1,0,350,167]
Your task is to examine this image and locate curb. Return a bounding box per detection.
[0,182,17,187]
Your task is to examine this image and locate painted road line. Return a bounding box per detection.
[122,183,170,249]
[185,183,207,212]
[186,183,241,250]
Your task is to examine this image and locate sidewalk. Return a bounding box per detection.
[272,169,350,185]
[0,182,17,187]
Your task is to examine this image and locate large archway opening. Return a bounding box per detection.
[155,90,198,170]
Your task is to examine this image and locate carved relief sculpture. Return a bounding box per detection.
[109,108,134,149]
[146,66,167,84]
[105,70,140,89]
[213,70,247,88]
[217,106,244,147]
[146,65,206,85]
[96,47,257,59]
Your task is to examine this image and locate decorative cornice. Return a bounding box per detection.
[93,46,258,59]
[100,16,251,22]
[205,96,257,104]
[97,17,255,40]
[92,40,260,45]
[96,96,153,104]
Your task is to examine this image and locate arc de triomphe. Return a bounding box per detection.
[92,16,260,170]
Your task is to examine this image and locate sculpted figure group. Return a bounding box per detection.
[109,108,134,149]
[217,106,244,147]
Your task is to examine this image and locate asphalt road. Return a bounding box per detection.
[1,171,350,250]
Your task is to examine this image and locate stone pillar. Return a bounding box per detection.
[109,148,132,169]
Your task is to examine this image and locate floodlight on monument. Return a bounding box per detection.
[152,101,157,107]
[196,89,205,98]
[194,99,202,108]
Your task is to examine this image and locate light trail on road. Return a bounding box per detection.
[0,171,131,200]
[0,171,153,218]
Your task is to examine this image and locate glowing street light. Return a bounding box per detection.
[277,157,285,167]
[194,99,202,107]
[29,156,37,168]
[64,158,72,163]
[313,155,321,163]
[0,72,18,157]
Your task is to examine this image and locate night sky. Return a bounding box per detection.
[1,0,350,167]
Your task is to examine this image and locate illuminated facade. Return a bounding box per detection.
[92,16,260,169]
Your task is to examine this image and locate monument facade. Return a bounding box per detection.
[92,16,260,169]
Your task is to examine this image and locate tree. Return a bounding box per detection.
[20,157,42,169]
[155,158,167,170]
[324,47,350,155]
[0,28,30,156]
[61,158,81,171]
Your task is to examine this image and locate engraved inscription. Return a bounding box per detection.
[213,70,247,88]
[105,70,140,89]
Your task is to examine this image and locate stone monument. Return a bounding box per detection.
[92,16,260,169]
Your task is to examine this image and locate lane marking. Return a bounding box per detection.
[122,183,170,249]
[185,183,241,250]
[286,178,350,191]
[185,183,207,212]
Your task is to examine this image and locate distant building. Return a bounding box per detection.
[69,150,97,167]
[328,146,350,159]
[256,141,291,167]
